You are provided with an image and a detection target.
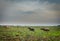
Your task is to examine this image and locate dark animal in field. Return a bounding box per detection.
[3,26,8,28]
[40,28,50,31]
[3,26,10,29]
[28,27,34,31]
[16,35,19,37]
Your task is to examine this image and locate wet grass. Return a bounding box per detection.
[0,26,60,41]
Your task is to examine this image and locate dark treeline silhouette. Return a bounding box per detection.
[57,25,60,27]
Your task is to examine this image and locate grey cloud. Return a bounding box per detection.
[0,0,60,25]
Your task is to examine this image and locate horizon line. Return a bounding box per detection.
[0,24,59,26]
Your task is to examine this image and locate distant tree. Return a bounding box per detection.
[0,25,1,27]
[57,25,60,27]
[54,25,60,31]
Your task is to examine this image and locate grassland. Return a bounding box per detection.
[0,26,60,41]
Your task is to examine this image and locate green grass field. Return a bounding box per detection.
[0,26,60,41]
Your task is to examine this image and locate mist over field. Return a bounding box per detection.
[0,0,60,25]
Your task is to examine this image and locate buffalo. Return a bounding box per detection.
[40,28,50,31]
[28,27,34,31]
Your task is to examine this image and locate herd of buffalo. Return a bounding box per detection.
[28,27,50,32]
[2,26,50,32]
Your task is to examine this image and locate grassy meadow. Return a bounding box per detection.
[0,26,60,41]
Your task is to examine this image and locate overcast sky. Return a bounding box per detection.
[0,0,60,25]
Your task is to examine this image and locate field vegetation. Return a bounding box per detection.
[0,26,60,41]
